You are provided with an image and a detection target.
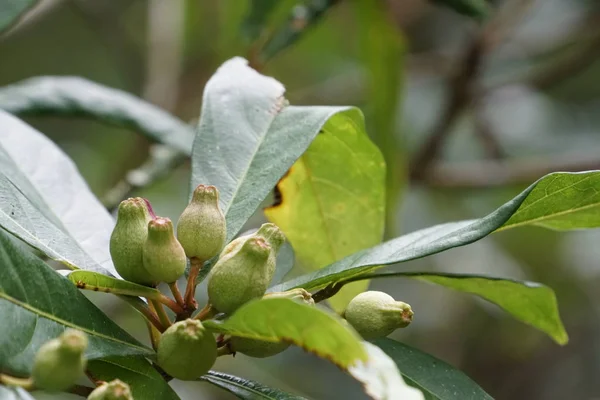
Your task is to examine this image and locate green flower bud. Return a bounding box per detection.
[110,197,154,285]
[218,223,285,282]
[87,379,132,400]
[177,185,226,261]
[230,289,313,358]
[343,291,413,340]
[208,237,271,314]
[32,329,88,392]
[143,217,187,283]
[157,319,217,380]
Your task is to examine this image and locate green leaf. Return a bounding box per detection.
[200,371,306,400]
[87,356,180,400]
[0,231,152,376]
[204,298,367,367]
[205,299,422,399]
[67,270,163,299]
[0,173,108,274]
[0,386,35,400]
[0,0,37,33]
[430,0,490,19]
[0,77,194,155]
[350,342,425,400]
[498,172,600,231]
[265,108,385,312]
[190,57,354,245]
[272,171,600,295]
[372,338,493,400]
[347,272,567,344]
[242,0,283,44]
[0,110,115,275]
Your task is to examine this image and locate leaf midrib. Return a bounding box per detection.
[496,200,600,232]
[202,373,278,400]
[0,291,151,353]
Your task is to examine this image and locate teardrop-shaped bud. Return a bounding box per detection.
[32,329,88,392]
[207,237,271,314]
[177,185,226,261]
[230,289,313,358]
[110,198,154,285]
[343,291,413,340]
[157,319,217,380]
[143,217,187,283]
[87,379,133,400]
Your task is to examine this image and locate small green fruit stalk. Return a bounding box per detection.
[32,329,88,392]
[230,289,314,358]
[157,319,217,380]
[87,379,132,400]
[110,197,155,286]
[177,184,226,261]
[207,237,272,314]
[143,217,186,284]
[343,291,413,340]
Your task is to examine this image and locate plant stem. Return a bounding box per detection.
[168,282,185,309]
[69,385,94,397]
[158,293,185,314]
[217,344,233,357]
[119,295,165,332]
[0,374,34,390]
[150,299,172,329]
[184,257,204,311]
[194,304,216,321]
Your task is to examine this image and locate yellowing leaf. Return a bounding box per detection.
[265,109,385,311]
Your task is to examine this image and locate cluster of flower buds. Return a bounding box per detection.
[87,379,133,400]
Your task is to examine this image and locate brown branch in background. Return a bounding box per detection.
[474,107,504,160]
[409,0,535,180]
[416,153,600,189]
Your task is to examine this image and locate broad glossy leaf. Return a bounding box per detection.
[200,371,305,400]
[67,271,162,299]
[0,78,194,154]
[0,173,108,274]
[265,108,385,312]
[0,0,37,33]
[272,171,600,294]
[190,57,354,245]
[0,386,35,400]
[0,231,152,376]
[350,272,566,344]
[350,342,424,400]
[430,0,489,19]
[204,298,367,367]
[372,338,493,400]
[407,272,565,344]
[87,357,179,400]
[0,110,115,275]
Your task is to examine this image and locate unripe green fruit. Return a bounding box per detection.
[157,319,217,380]
[87,379,132,400]
[177,185,226,260]
[230,288,313,358]
[110,197,154,285]
[343,291,413,340]
[208,237,271,314]
[32,329,88,392]
[143,217,187,283]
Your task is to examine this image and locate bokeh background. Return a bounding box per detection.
[2,0,600,399]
